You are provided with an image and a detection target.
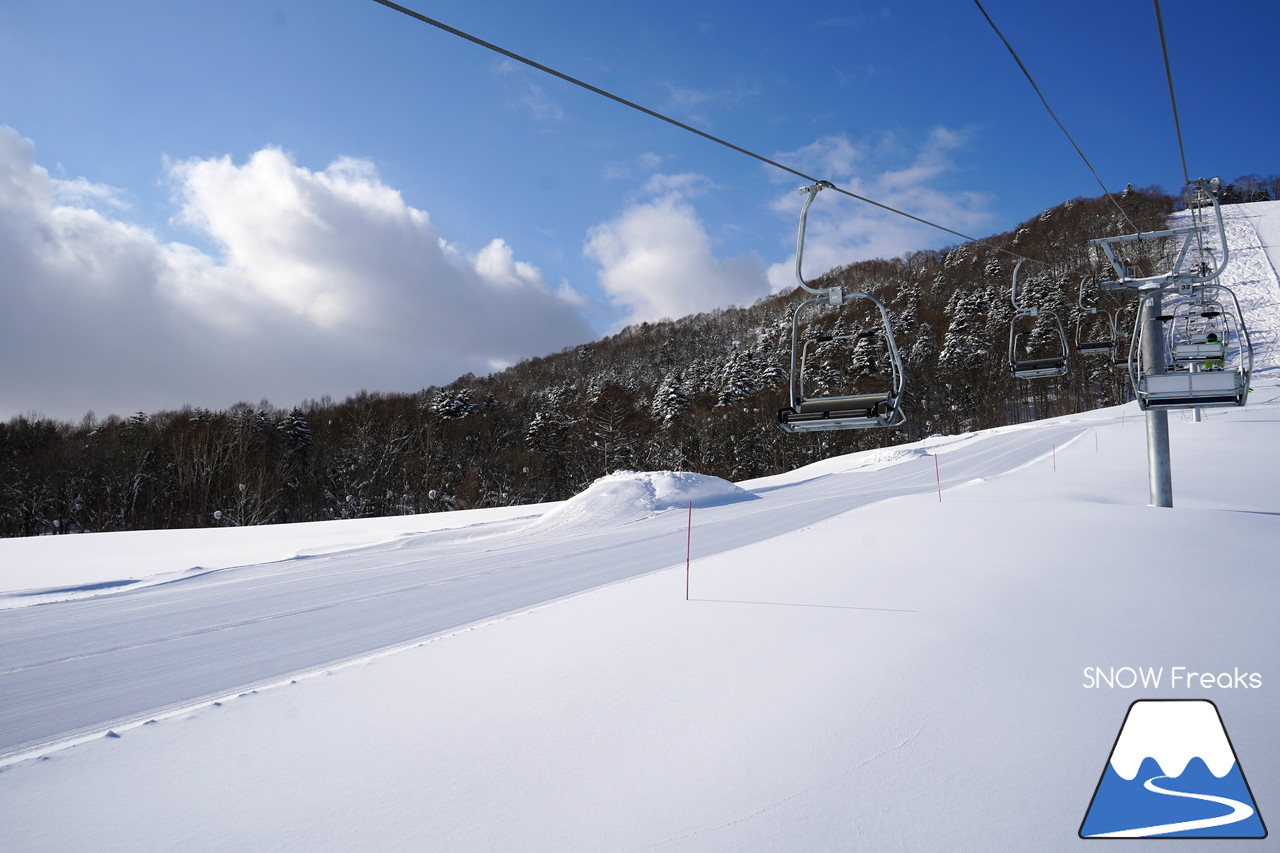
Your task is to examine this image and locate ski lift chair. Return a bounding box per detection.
[778,311,905,432]
[1183,178,1221,210]
[1168,292,1228,365]
[777,182,906,432]
[1075,276,1119,357]
[1127,285,1253,411]
[1007,259,1069,379]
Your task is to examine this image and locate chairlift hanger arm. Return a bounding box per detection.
[1077,274,1098,313]
[1009,258,1033,313]
[794,181,840,302]
[1223,285,1254,381]
[1126,298,1143,391]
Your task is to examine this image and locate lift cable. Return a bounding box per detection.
[971,0,1142,236]
[1152,0,1192,187]
[368,0,1058,269]
[1152,0,1211,258]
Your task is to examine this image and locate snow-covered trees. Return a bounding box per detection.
[716,350,760,407]
[939,290,989,372]
[651,373,691,426]
[430,388,477,420]
[0,187,1181,535]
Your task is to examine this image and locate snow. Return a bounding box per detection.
[524,469,755,533]
[1,202,1279,850]
[0,503,542,608]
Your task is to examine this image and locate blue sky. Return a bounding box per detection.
[2,0,1278,421]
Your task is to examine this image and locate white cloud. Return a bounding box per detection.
[766,129,994,290]
[584,184,769,328]
[494,60,565,122]
[51,176,132,211]
[473,238,545,290]
[0,128,592,420]
[772,134,863,183]
[636,152,666,172]
[640,172,715,197]
[585,134,983,326]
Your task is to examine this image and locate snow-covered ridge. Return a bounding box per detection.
[523,470,756,533]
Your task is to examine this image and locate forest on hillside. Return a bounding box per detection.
[0,180,1260,537]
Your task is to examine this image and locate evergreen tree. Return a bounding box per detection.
[940,291,989,371]
[651,373,691,426]
[279,408,313,459]
[716,350,759,407]
[431,389,476,420]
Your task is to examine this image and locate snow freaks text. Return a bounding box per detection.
[1082,667,1263,690]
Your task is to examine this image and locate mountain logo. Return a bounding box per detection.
[1080,699,1266,839]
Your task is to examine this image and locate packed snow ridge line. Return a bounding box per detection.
[524,470,757,533]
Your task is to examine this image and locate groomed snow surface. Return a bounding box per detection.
[2,202,1279,850]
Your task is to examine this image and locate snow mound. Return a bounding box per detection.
[525,471,756,533]
[858,446,927,469]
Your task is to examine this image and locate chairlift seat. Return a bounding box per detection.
[1076,340,1115,356]
[1171,341,1226,363]
[795,393,890,414]
[778,393,896,432]
[1138,370,1246,410]
[1011,356,1068,379]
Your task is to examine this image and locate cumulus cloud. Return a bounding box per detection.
[778,135,862,179]
[51,176,132,211]
[766,128,994,289]
[584,179,769,328]
[0,127,592,421]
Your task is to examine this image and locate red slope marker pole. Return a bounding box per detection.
[685,501,693,600]
[1053,444,1057,472]
[934,454,942,503]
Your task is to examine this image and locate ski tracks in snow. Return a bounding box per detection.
[1176,201,1280,375]
[0,422,1085,762]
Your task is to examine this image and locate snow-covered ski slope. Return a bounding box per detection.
[1,202,1278,851]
